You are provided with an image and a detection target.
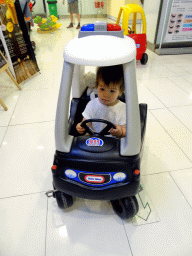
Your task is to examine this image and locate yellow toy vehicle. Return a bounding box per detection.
[116,4,148,65]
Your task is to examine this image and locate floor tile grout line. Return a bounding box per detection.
[0,120,55,149]
[4,83,58,128]
[0,125,9,128]
[7,86,23,127]
[0,126,9,148]
[167,106,192,134]
[138,73,192,85]
[169,172,192,209]
[15,86,57,93]
[45,197,49,256]
[168,103,192,108]
[139,179,161,224]
[137,62,191,75]
[0,84,22,129]
[122,219,134,256]
[141,170,179,177]
[167,76,192,95]
[140,77,192,107]
[180,76,192,84]
[137,75,174,80]
[141,166,192,176]
[18,85,57,92]
[0,191,48,200]
[141,167,192,179]
[7,119,55,127]
[153,104,192,139]
[138,80,168,109]
[149,110,192,165]
[140,170,192,228]
[171,71,192,84]
[160,63,192,77]
[169,166,192,173]
[143,107,167,110]
[151,105,192,137]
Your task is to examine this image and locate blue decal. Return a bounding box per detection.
[64,169,127,187]
[86,137,104,147]
[136,44,140,48]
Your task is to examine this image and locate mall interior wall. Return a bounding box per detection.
[32,0,142,18]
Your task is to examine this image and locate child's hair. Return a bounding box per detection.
[96,64,124,92]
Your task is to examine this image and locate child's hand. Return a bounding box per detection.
[110,124,123,138]
[76,122,86,134]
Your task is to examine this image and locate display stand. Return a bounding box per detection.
[0,51,21,111]
[95,1,105,18]
[0,0,40,84]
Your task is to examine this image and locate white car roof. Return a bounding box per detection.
[64,35,136,66]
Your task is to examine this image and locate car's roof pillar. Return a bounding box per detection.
[55,60,74,153]
[120,61,141,156]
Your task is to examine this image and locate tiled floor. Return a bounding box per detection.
[0,18,192,256]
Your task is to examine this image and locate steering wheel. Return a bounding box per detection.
[128,26,134,34]
[81,119,116,136]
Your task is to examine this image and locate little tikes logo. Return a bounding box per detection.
[85,175,105,183]
[86,137,104,147]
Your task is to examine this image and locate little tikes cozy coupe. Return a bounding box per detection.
[116,4,148,65]
[46,22,147,219]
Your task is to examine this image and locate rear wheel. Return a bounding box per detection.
[54,191,73,209]
[140,53,148,65]
[111,196,139,219]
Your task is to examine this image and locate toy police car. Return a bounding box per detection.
[46,22,147,219]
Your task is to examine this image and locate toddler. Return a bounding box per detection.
[76,65,126,138]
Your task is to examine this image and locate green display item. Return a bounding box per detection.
[47,0,58,17]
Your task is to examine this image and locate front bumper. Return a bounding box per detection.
[53,174,140,200]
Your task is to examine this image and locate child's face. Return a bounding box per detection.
[97,79,122,106]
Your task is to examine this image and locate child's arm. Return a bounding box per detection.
[76,118,86,134]
[76,118,94,134]
[110,124,126,138]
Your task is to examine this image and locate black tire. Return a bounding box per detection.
[111,196,139,219]
[140,53,148,65]
[54,191,73,209]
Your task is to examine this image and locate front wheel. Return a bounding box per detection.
[54,191,73,209]
[140,53,148,65]
[111,196,139,219]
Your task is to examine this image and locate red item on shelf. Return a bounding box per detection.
[95,1,100,8]
[101,1,104,8]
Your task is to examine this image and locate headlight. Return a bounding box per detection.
[113,172,126,182]
[65,169,77,179]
